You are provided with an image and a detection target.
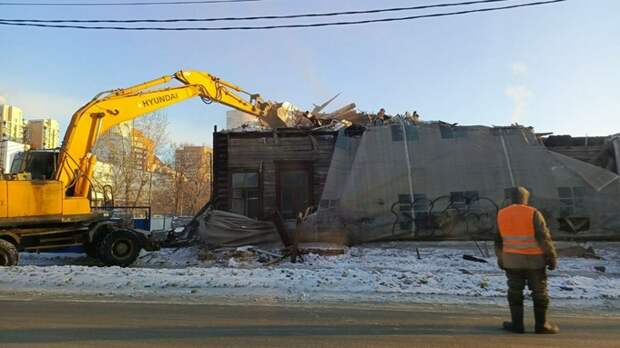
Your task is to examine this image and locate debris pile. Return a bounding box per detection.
[187,209,281,248]
[197,246,280,266]
[227,93,422,133]
[172,207,347,265]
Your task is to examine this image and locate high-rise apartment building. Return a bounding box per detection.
[0,104,25,142]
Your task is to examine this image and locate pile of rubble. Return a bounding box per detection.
[228,94,421,132]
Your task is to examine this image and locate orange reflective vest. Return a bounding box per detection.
[497,204,543,255]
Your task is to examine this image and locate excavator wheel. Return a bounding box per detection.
[98,230,142,267]
[0,239,19,267]
[85,221,115,260]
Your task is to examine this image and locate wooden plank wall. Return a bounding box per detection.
[212,129,338,219]
[546,146,604,165]
[544,135,607,165]
[212,131,229,211]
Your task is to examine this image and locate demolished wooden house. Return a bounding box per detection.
[210,120,620,244]
[212,127,339,220]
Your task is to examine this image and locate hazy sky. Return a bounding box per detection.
[0,0,618,147]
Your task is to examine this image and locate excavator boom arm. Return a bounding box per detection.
[56,69,287,198]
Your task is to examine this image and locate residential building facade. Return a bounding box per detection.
[24,118,61,149]
[211,128,337,220]
[130,128,155,171]
[0,104,25,142]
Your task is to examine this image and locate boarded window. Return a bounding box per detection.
[396,193,427,232]
[231,172,260,219]
[396,194,413,231]
[413,193,429,213]
[391,125,404,141]
[277,163,313,219]
[450,191,479,210]
[319,199,339,210]
[405,125,419,141]
[557,186,586,217]
[412,193,430,229]
[573,186,586,209]
[398,194,412,204]
[391,124,418,142]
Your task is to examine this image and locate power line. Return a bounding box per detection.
[1,0,520,23]
[0,0,567,31]
[0,0,262,6]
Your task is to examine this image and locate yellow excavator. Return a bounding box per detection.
[0,70,296,266]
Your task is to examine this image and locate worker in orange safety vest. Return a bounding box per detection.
[496,186,559,334]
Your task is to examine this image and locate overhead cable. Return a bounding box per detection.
[0,0,262,6]
[1,0,521,23]
[0,0,568,31]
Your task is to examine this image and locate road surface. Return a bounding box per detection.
[0,297,618,347]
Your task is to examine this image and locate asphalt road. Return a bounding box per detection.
[0,298,618,347]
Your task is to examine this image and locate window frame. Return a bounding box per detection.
[275,161,314,219]
[229,170,262,219]
[557,186,586,217]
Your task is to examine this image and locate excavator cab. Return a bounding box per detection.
[9,149,58,180]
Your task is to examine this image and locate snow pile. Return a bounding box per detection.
[1,242,619,306]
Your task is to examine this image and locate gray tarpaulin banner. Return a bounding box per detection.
[549,152,618,192]
[613,135,620,174]
[301,120,620,244]
[194,209,281,248]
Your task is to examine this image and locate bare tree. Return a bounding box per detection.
[158,143,212,216]
[94,114,212,217]
[177,145,212,215]
[93,111,169,208]
[130,112,169,207]
[151,143,183,215]
[149,169,176,215]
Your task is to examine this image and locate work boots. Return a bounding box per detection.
[534,306,560,334]
[502,306,525,333]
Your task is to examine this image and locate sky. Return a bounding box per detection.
[0,0,619,148]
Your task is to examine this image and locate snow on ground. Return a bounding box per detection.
[1,242,619,308]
